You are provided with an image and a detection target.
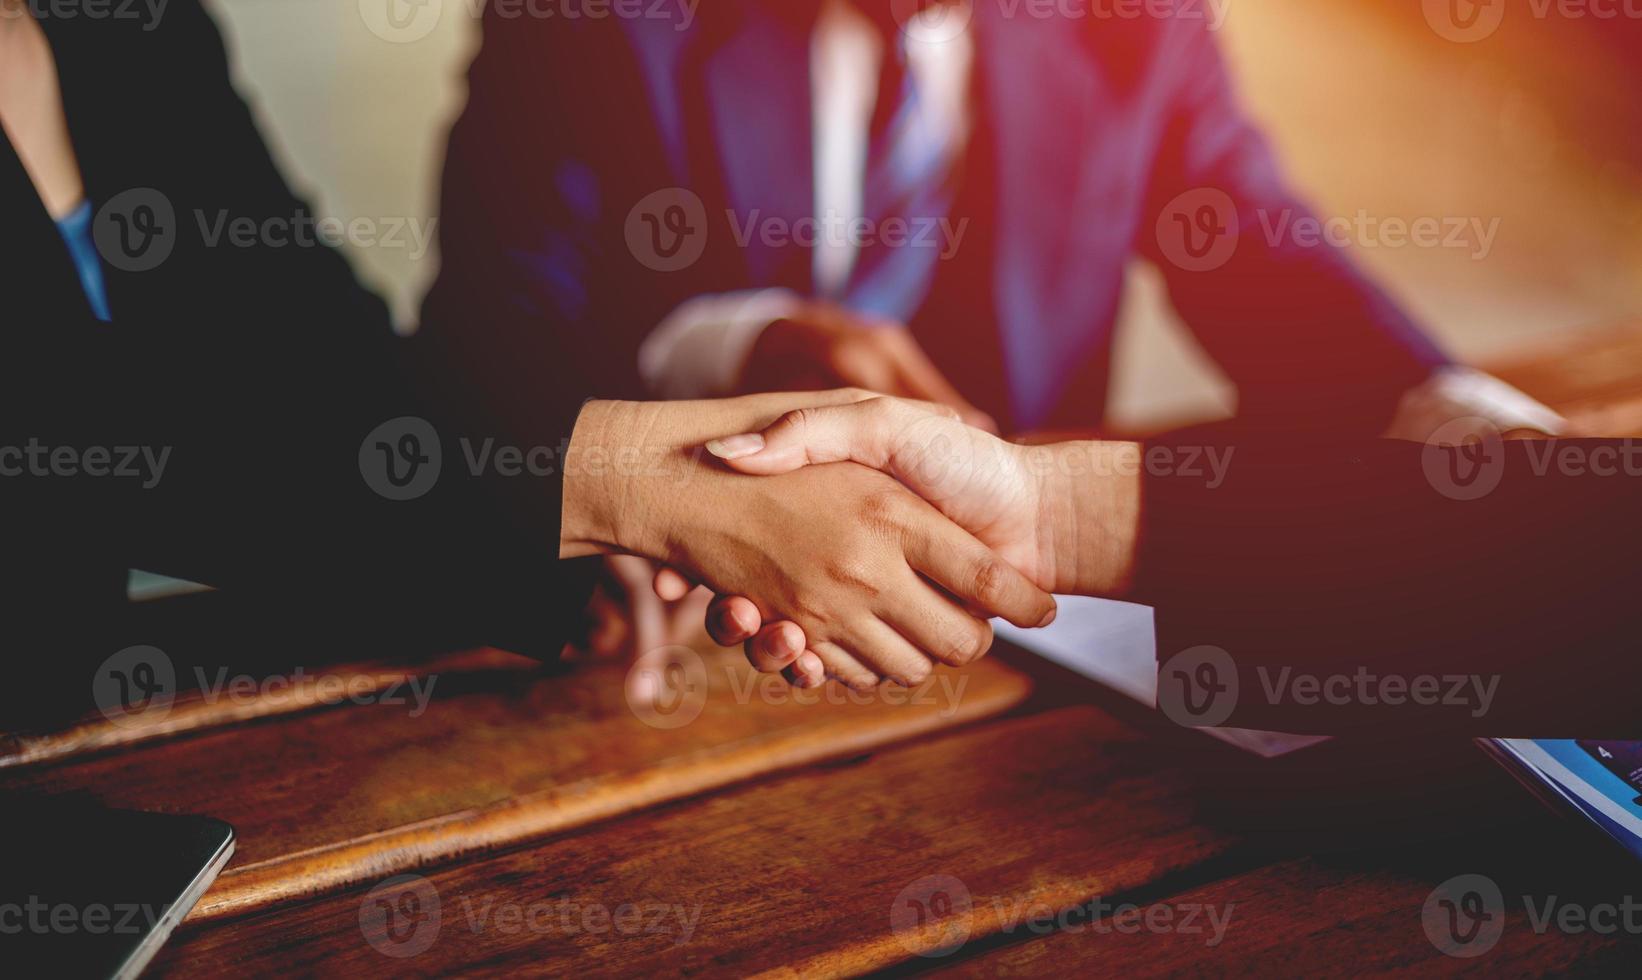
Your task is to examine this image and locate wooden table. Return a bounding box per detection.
[9,324,1642,977]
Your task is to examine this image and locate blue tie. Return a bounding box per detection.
[840,36,959,321]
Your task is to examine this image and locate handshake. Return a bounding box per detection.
[561,390,1144,689]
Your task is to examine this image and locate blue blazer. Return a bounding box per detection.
[424,1,1448,431]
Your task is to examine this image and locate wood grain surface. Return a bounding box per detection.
[6,647,1030,925]
[150,706,1240,979]
[930,848,1642,977]
[0,648,526,770]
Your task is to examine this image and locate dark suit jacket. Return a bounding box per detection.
[424,0,1448,432]
[1138,433,1642,736]
[3,2,594,725]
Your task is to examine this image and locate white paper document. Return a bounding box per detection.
[994,595,1328,758]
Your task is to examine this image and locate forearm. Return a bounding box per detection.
[1126,437,1642,735]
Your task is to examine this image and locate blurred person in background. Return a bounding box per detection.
[424,0,1562,443]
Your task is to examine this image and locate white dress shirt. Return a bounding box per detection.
[638,0,972,399]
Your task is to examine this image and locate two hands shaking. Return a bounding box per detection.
[560,389,1142,690]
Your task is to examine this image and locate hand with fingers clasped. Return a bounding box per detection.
[559,392,1058,691]
[690,395,1146,687]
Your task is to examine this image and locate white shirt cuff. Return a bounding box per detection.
[637,289,805,399]
[1383,365,1567,442]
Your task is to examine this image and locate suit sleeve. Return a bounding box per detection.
[419,15,697,410]
[1133,434,1642,737]
[1136,20,1450,435]
[8,1,598,660]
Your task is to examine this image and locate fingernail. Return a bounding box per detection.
[706,433,765,460]
[778,625,801,658]
[1036,606,1057,628]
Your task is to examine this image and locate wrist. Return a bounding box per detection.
[1038,441,1141,598]
[560,400,673,559]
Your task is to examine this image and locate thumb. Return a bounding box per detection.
[705,400,900,475]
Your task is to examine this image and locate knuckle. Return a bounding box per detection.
[782,407,819,435]
[862,395,900,425]
[822,554,880,595]
[857,487,905,525]
[945,621,992,667]
[898,658,935,687]
[972,557,1012,609]
[846,672,881,692]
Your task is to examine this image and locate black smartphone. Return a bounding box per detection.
[0,799,235,979]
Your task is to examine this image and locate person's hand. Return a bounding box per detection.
[698,396,1144,680]
[560,392,1057,689]
[739,302,996,432]
[565,555,717,662]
